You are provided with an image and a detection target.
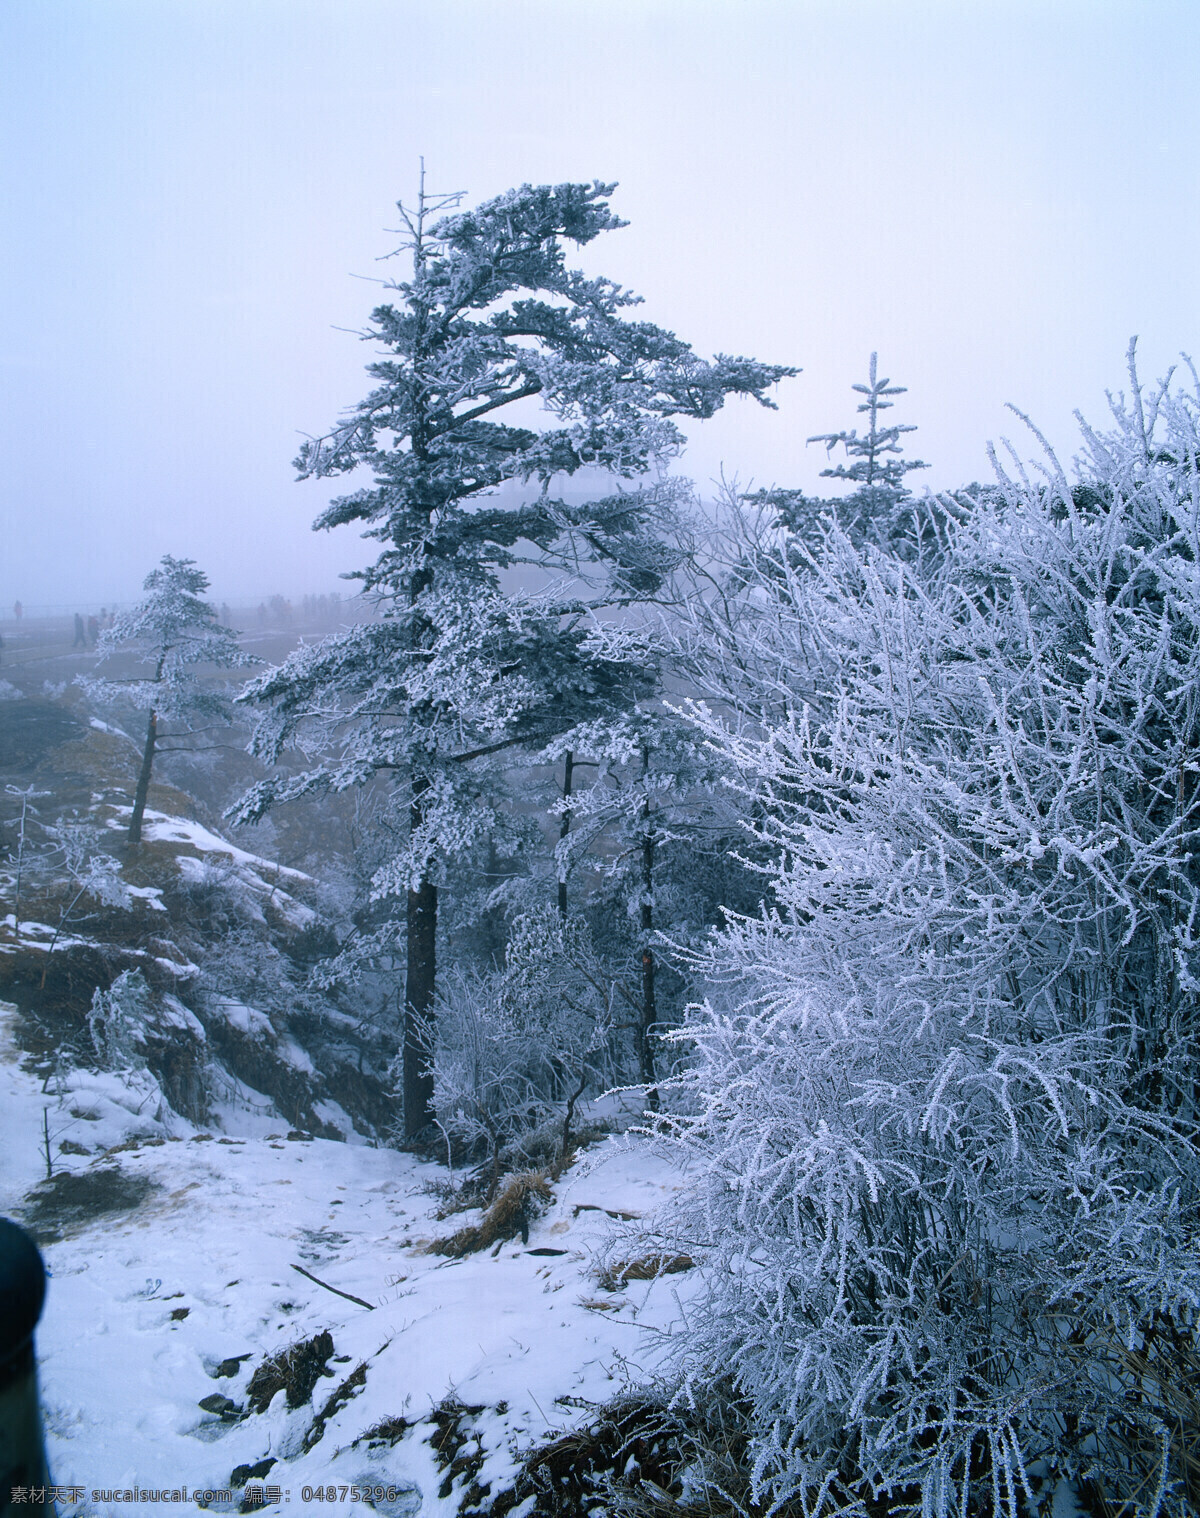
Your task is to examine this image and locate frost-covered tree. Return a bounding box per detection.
[38,819,131,988]
[746,355,928,549]
[546,702,734,1101]
[809,351,927,495]
[4,782,50,926]
[234,175,794,1135]
[86,556,253,843]
[650,348,1200,1514]
[88,968,154,1070]
[430,910,617,1185]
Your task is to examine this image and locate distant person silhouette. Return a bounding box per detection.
[12,600,21,622]
[72,613,86,648]
[86,614,99,646]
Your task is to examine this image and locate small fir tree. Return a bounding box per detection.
[808,351,926,489]
[745,354,927,548]
[86,556,253,843]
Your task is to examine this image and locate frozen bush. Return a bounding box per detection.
[653,348,1200,1515]
[89,968,154,1071]
[428,910,616,1183]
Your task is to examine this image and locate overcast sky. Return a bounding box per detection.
[2,0,1198,611]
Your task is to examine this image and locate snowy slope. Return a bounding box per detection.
[1,1002,692,1518]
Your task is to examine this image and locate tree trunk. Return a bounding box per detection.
[557,750,574,919]
[403,874,437,1136]
[557,1066,589,1173]
[402,775,438,1137]
[128,709,158,844]
[639,750,659,1111]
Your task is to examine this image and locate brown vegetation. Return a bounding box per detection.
[429,1171,552,1258]
[245,1329,335,1413]
[597,1253,694,1292]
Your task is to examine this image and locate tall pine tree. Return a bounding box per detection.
[233,176,795,1135]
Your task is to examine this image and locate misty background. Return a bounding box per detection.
[2,0,1197,611]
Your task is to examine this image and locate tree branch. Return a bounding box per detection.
[441,381,543,430]
[290,1263,375,1310]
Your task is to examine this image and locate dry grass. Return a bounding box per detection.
[19,1166,157,1244]
[421,1398,493,1511]
[490,1397,731,1518]
[429,1171,552,1258]
[597,1253,695,1292]
[1067,1314,1200,1517]
[245,1329,334,1413]
[356,1415,410,1449]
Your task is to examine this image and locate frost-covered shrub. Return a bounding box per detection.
[82,970,208,1122]
[655,350,1200,1515]
[89,968,155,1070]
[429,910,615,1181]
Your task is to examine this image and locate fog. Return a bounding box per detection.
[2,0,1197,612]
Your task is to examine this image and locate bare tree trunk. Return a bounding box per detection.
[557,750,574,919]
[128,709,157,844]
[403,783,437,1137]
[557,1066,589,1174]
[639,749,659,1111]
[403,876,437,1136]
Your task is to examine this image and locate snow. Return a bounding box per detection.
[1,916,56,941]
[0,1000,54,1201]
[135,812,311,884]
[276,1036,315,1075]
[160,995,206,1040]
[0,917,200,980]
[0,1001,691,1518]
[105,808,320,931]
[204,1072,289,1141]
[311,1100,367,1145]
[213,1001,274,1041]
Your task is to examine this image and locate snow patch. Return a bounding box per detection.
[138,811,311,882]
[160,994,206,1041]
[125,884,167,912]
[276,1036,315,1075]
[88,717,129,737]
[1,1014,691,1513]
[312,1099,367,1143]
[213,1001,274,1041]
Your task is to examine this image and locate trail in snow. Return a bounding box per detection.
[2,1003,692,1518]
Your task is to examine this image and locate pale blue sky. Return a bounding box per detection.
[2,0,1197,607]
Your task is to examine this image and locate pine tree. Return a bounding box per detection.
[85,556,253,843]
[233,175,795,1136]
[745,354,927,547]
[808,350,927,494]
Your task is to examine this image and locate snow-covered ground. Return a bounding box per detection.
[1,1001,693,1518]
